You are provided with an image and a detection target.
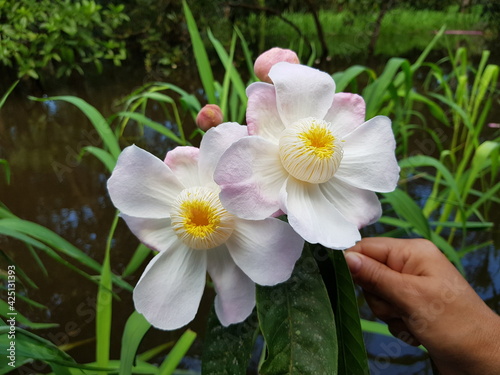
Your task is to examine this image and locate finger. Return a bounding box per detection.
[348,237,444,275]
[345,251,405,303]
[387,318,421,347]
[364,291,400,321]
[348,237,411,272]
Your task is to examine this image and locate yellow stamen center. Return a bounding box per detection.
[279,117,343,184]
[170,187,235,250]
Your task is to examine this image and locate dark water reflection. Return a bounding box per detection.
[0,51,499,374]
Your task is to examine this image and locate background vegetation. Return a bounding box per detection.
[0,0,499,374]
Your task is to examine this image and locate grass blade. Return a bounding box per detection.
[182,0,216,104]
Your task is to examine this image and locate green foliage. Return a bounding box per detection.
[329,249,369,375]
[256,245,339,375]
[0,0,129,79]
[201,308,258,375]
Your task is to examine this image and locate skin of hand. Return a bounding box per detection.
[345,237,500,375]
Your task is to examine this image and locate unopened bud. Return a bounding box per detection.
[254,47,300,83]
[196,104,223,132]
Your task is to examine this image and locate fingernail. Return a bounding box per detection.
[345,252,362,274]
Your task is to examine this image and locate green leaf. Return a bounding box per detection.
[29,96,121,159]
[80,146,117,173]
[119,311,151,375]
[0,325,76,373]
[158,329,197,375]
[329,249,369,375]
[122,243,152,278]
[256,245,338,375]
[0,159,11,185]
[0,80,18,109]
[202,307,258,375]
[117,111,186,145]
[382,188,431,239]
[96,213,119,367]
[332,65,374,93]
[182,0,216,104]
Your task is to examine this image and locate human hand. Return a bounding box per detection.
[345,237,500,375]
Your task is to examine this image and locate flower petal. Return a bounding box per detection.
[215,136,288,220]
[198,122,249,186]
[246,82,285,143]
[324,93,366,137]
[320,178,382,229]
[120,214,177,252]
[133,243,206,330]
[269,62,336,126]
[207,246,255,326]
[335,116,400,192]
[282,177,361,249]
[164,146,200,188]
[107,145,184,218]
[226,218,303,285]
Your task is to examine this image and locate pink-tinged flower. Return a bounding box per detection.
[107,122,303,330]
[254,47,300,83]
[214,63,400,249]
[196,104,223,131]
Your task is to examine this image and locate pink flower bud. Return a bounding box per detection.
[196,104,223,132]
[254,47,300,83]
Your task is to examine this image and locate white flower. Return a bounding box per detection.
[107,123,303,330]
[214,63,400,249]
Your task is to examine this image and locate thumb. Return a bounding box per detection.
[345,251,403,303]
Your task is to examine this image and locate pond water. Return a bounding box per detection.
[1,46,499,374]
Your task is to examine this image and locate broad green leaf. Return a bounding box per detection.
[202,307,258,375]
[158,329,196,375]
[329,249,369,375]
[182,0,216,104]
[119,311,151,375]
[256,245,338,375]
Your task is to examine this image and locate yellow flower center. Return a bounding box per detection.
[170,187,235,250]
[279,117,343,184]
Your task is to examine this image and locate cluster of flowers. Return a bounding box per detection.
[107,48,400,330]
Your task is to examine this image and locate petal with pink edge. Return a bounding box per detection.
[164,146,200,188]
[133,243,206,330]
[198,122,249,186]
[226,217,303,286]
[282,177,361,249]
[246,82,284,143]
[215,136,287,220]
[120,214,178,253]
[207,246,255,326]
[269,62,335,126]
[107,145,184,218]
[324,93,366,138]
[335,116,400,193]
[319,178,382,229]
